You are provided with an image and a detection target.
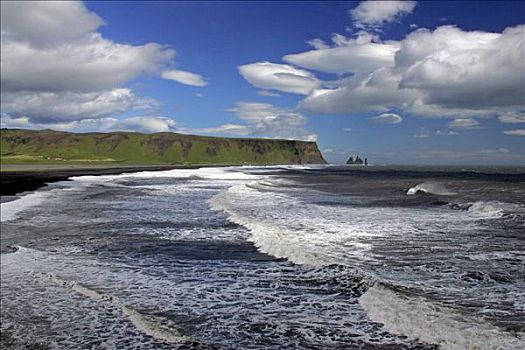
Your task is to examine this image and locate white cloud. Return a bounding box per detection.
[238,62,320,95]
[284,32,398,74]
[1,89,156,123]
[115,116,176,133]
[371,113,403,124]
[299,25,525,119]
[0,1,204,128]
[503,129,525,136]
[299,67,417,114]
[186,124,251,135]
[0,1,104,47]
[258,90,281,97]
[161,70,208,87]
[0,114,176,133]
[478,148,510,155]
[184,102,317,141]
[1,34,174,93]
[498,112,525,124]
[306,38,329,50]
[343,128,353,132]
[413,127,430,138]
[449,118,480,129]
[350,1,417,31]
[435,130,459,136]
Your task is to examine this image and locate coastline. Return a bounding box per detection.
[0,163,235,196]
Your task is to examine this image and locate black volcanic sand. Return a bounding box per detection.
[0,165,207,196]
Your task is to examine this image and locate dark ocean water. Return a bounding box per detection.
[1,165,524,349]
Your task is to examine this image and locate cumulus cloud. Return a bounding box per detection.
[161,70,208,87]
[498,112,525,124]
[1,1,175,94]
[299,67,417,114]
[1,1,204,130]
[184,102,317,141]
[299,25,525,118]
[503,129,525,136]
[284,32,398,74]
[370,113,403,124]
[449,118,480,129]
[238,62,320,95]
[350,1,417,31]
[1,89,156,123]
[0,1,104,48]
[0,114,177,133]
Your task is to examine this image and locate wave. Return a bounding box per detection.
[70,166,262,183]
[1,188,60,222]
[359,284,525,350]
[0,180,96,222]
[209,184,327,266]
[47,274,199,347]
[467,200,524,218]
[447,200,524,219]
[4,246,209,349]
[407,182,456,196]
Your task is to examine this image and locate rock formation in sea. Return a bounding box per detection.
[346,155,367,165]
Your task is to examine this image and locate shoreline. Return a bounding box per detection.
[0,164,235,196]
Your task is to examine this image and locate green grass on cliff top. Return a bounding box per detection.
[1,128,324,167]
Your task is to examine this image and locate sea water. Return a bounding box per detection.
[1,165,524,349]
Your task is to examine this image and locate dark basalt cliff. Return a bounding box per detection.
[1,129,326,165]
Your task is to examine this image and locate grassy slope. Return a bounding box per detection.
[1,129,326,166]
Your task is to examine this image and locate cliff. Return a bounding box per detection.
[0,129,326,165]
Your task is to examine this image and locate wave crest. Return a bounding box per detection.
[359,284,525,350]
[407,182,456,196]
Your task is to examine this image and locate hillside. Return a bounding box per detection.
[0,129,326,166]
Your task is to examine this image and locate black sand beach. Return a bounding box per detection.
[0,165,204,196]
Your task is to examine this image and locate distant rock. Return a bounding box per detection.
[346,155,367,165]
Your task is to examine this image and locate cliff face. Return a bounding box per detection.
[0,129,326,165]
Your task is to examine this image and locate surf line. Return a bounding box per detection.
[45,272,211,349]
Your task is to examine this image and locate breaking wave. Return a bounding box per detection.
[359,284,525,350]
[46,274,203,347]
[407,182,456,196]
[70,166,261,183]
[467,200,524,218]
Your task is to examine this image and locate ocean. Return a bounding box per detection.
[1,165,524,350]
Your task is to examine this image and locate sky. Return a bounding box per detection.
[1,1,524,165]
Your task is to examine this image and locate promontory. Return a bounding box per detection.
[1,128,326,167]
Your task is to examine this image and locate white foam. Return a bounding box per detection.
[70,166,261,183]
[209,182,472,266]
[359,284,525,350]
[1,190,53,222]
[47,273,192,345]
[407,182,456,196]
[467,200,524,219]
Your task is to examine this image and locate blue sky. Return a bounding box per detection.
[1,1,524,164]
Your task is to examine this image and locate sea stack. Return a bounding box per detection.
[346,155,367,165]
